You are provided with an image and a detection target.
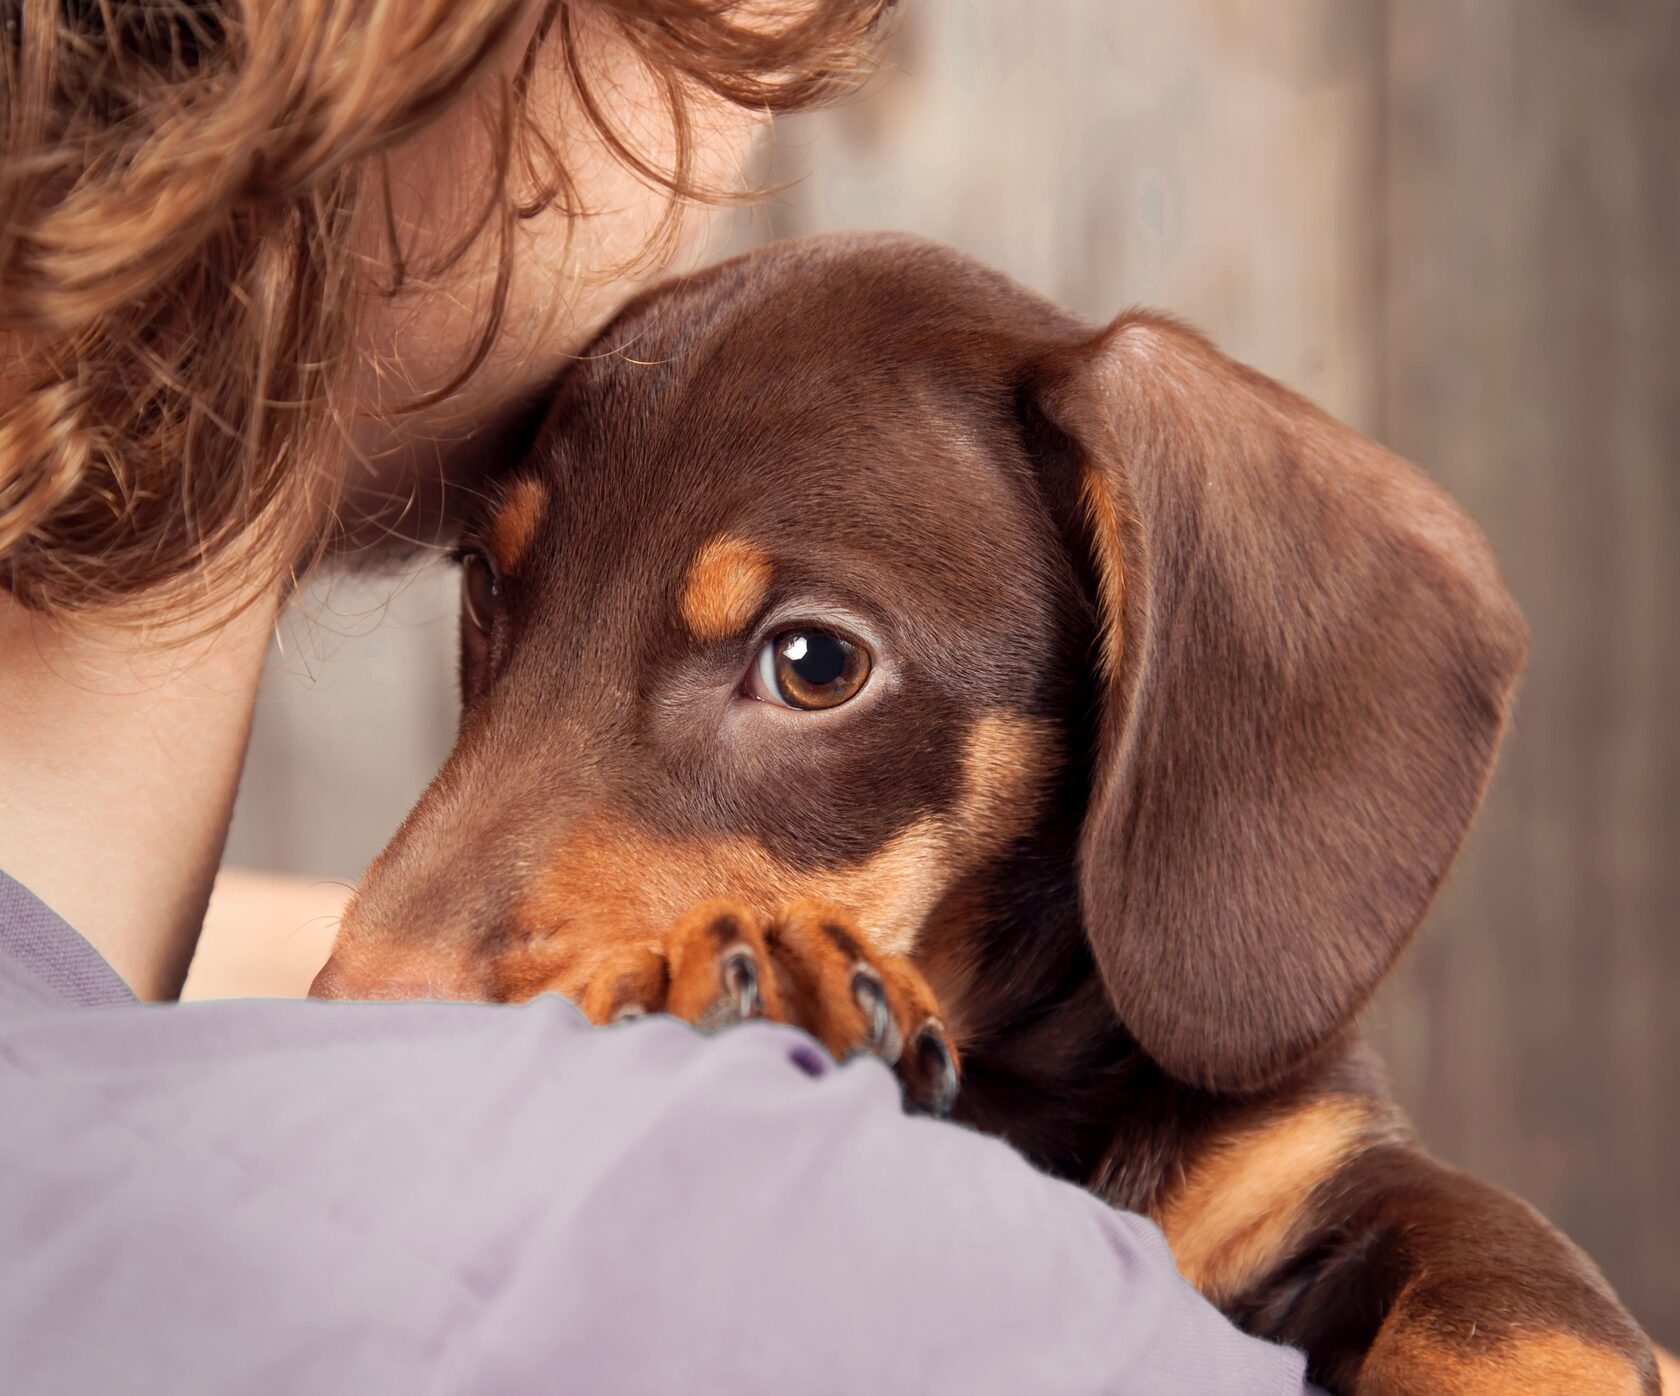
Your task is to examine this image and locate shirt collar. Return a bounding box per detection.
[0,869,138,1008]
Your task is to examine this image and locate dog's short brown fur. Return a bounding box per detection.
[313,234,1658,1393]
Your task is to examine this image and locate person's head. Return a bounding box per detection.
[0,0,892,625]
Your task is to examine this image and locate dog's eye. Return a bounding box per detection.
[750,628,871,710]
[459,549,499,639]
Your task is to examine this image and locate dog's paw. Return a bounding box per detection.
[576,899,959,1116]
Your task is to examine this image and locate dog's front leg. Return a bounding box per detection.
[1204,1135,1658,1394]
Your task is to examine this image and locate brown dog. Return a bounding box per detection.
[312,234,1657,1394]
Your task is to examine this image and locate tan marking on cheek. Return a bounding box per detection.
[1152,1097,1373,1306]
[680,534,773,641]
[508,820,947,971]
[490,476,550,575]
[954,711,1055,838]
[904,711,1057,1014]
[1363,1324,1648,1396]
[802,819,948,958]
[501,819,952,994]
[500,713,1056,993]
[800,713,1057,959]
[497,823,783,1001]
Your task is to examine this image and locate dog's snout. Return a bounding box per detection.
[308,950,486,1003]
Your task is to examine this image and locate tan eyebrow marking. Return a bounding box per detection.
[489,477,550,575]
[680,534,773,642]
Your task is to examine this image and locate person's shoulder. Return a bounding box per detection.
[1,1000,1312,1395]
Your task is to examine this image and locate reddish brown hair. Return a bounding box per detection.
[0,0,891,621]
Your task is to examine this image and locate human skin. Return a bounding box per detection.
[0,17,760,1001]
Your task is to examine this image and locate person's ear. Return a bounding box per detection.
[1021,315,1527,1091]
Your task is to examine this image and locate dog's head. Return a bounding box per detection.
[315,233,1525,1093]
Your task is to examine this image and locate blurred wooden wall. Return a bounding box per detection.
[224,0,1677,1335]
[1378,0,1678,1342]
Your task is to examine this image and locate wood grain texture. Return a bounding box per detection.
[221,0,1675,1338]
[1368,0,1679,1340]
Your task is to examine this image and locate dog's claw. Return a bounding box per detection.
[719,946,762,1021]
[657,901,952,1110]
[910,1021,959,1118]
[850,966,903,1064]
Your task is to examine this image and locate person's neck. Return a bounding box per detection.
[0,589,276,1001]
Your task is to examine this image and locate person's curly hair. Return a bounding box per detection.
[0,0,891,621]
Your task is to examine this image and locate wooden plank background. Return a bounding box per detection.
[222,0,1678,1337]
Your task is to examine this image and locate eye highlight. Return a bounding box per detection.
[749,628,872,710]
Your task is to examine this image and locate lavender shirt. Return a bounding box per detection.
[0,871,1314,1395]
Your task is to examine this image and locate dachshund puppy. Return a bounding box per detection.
[312,234,1657,1394]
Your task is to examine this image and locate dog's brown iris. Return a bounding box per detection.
[764,628,870,710]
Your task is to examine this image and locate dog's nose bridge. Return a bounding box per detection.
[319,674,659,1005]
[319,757,619,1003]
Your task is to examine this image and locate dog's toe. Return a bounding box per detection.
[665,900,783,1030]
[767,900,959,1111]
[904,1020,960,1118]
[576,944,669,1025]
[848,965,903,1063]
[571,897,958,1115]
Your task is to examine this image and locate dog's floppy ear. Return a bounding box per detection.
[1022,314,1527,1091]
